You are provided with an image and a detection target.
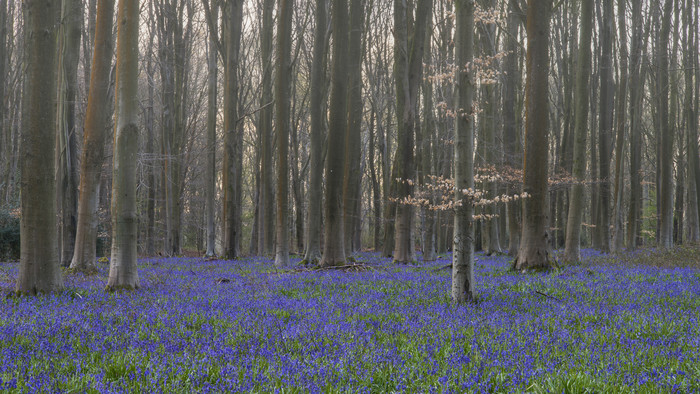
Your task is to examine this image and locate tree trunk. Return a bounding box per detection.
[107,0,140,290]
[513,0,552,271]
[563,0,593,263]
[657,0,674,249]
[684,0,700,242]
[320,0,349,267]
[392,0,432,264]
[343,0,364,256]
[627,0,644,250]
[205,2,218,257]
[303,0,328,264]
[273,0,293,268]
[70,0,116,272]
[595,0,612,253]
[56,0,82,267]
[222,0,243,259]
[18,0,64,294]
[259,0,275,256]
[419,18,436,262]
[452,0,475,303]
[611,0,628,252]
[503,3,520,256]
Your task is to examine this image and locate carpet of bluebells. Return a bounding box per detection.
[0,249,699,393]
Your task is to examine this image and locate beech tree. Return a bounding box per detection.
[513,0,552,271]
[563,0,593,263]
[452,0,475,303]
[70,0,116,273]
[17,0,64,294]
[107,0,140,290]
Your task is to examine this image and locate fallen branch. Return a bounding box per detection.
[534,290,562,302]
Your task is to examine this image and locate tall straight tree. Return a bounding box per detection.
[342,0,364,255]
[303,0,328,265]
[222,0,243,259]
[320,0,349,267]
[611,0,628,252]
[513,0,552,271]
[107,0,140,290]
[17,0,64,293]
[627,0,644,249]
[274,0,293,268]
[503,1,521,256]
[70,0,116,272]
[477,0,501,255]
[596,0,613,253]
[563,0,593,263]
[392,0,432,264]
[419,16,436,262]
[657,0,674,249]
[258,0,274,256]
[685,0,700,242]
[55,0,82,267]
[205,2,218,257]
[452,0,475,303]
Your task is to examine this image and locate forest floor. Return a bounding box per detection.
[0,247,699,393]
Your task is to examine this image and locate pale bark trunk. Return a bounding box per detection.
[513,0,552,271]
[70,0,115,272]
[452,0,475,303]
[611,0,628,252]
[343,0,364,256]
[56,0,82,267]
[597,0,613,253]
[657,0,674,249]
[419,19,436,262]
[205,3,218,257]
[684,0,700,242]
[320,0,349,267]
[627,0,644,249]
[303,0,328,264]
[259,0,275,256]
[273,0,293,268]
[392,0,432,264]
[563,0,592,263]
[107,0,140,290]
[503,5,520,256]
[18,0,64,294]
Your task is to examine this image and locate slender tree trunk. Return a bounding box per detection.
[392,0,432,264]
[107,0,140,290]
[222,0,243,259]
[513,0,552,271]
[503,4,520,256]
[56,0,82,267]
[657,0,674,249]
[343,0,364,256]
[685,0,700,242]
[320,0,349,267]
[452,0,475,303]
[563,0,592,263]
[419,18,436,262]
[18,0,64,293]
[70,0,115,272]
[611,0,628,252]
[259,0,275,256]
[627,0,644,250]
[596,0,613,253]
[0,0,6,200]
[205,3,218,257]
[273,0,293,268]
[303,0,328,264]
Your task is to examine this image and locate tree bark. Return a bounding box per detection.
[205,2,218,257]
[259,0,275,256]
[611,0,628,252]
[503,3,520,256]
[513,0,552,271]
[107,0,140,290]
[222,0,243,259]
[657,0,674,249]
[70,0,116,272]
[596,0,613,253]
[320,0,349,267]
[452,0,475,303]
[343,0,364,256]
[18,0,64,294]
[627,0,645,250]
[303,0,328,264]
